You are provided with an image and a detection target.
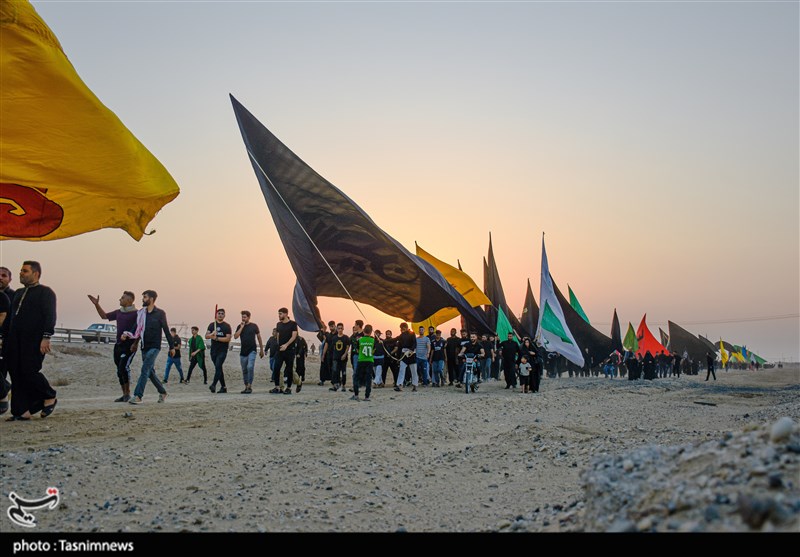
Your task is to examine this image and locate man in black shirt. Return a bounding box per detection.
[4,261,58,419]
[317,320,336,386]
[0,266,15,413]
[234,310,263,394]
[206,308,232,393]
[295,335,308,392]
[430,330,446,387]
[382,330,399,387]
[394,322,418,392]
[329,323,350,392]
[128,289,173,405]
[444,328,461,387]
[272,307,298,394]
[458,332,485,393]
[499,333,520,389]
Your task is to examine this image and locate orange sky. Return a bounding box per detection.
[2,1,798,360]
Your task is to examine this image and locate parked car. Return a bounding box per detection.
[82,323,116,343]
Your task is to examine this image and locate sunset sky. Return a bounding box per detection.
[2,1,798,360]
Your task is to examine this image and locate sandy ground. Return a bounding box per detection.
[1,343,798,532]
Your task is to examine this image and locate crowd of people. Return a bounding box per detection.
[0,261,735,419]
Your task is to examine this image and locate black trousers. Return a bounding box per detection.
[706,365,716,381]
[353,361,373,398]
[503,357,517,386]
[273,348,295,388]
[296,355,306,381]
[113,340,136,385]
[531,365,541,392]
[187,352,207,382]
[6,336,56,417]
[210,351,227,389]
[331,358,348,386]
[446,357,458,384]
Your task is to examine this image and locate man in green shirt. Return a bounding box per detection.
[186,326,207,384]
[352,324,375,402]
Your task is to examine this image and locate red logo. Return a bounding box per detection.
[0,183,64,238]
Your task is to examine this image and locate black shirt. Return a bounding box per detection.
[207,321,232,355]
[295,336,308,359]
[396,331,417,361]
[0,291,9,336]
[143,307,172,351]
[445,336,461,359]
[7,285,56,342]
[276,320,297,347]
[324,331,337,360]
[350,332,363,355]
[332,334,350,359]
[431,338,446,361]
[462,340,484,358]
[171,334,182,358]
[500,339,520,360]
[266,336,279,357]
[237,323,261,356]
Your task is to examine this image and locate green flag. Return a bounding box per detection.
[496,306,520,344]
[623,322,639,352]
[568,285,591,325]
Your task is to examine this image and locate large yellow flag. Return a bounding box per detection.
[0,0,179,241]
[412,243,491,330]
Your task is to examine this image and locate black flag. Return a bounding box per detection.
[231,96,493,333]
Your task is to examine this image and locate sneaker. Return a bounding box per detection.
[283,388,292,395]
[329,386,339,392]
[317,381,324,386]
[350,395,359,401]
[241,388,249,394]
[162,379,168,384]
[269,387,281,394]
[363,397,370,402]
[218,388,227,393]
[296,383,302,393]
[412,386,417,392]
[179,379,186,384]
[348,388,354,393]
[209,385,216,393]
[394,386,402,392]
[128,397,143,405]
[158,393,168,403]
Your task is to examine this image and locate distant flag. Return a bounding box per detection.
[659,327,670,351]
[484,234,526,337]
[457,259,468,333]
[496,307,519,344]
[719,339,729,367]
[610,309,623,353]
[622,322,639,352]
[519,279,539,339]
[230,96,493,334]
[535,236,584,367]
[635,314,668,357]
[741,346,749,360]
[411,243,491,330]
[0,0,179,241]
[568,285,591,324]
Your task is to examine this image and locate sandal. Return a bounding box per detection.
[41,399,58,418]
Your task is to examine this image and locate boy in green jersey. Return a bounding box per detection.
[352,325,375,401]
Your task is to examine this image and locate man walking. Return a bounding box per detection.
[272,307,298,394]
[163,328,184,384]
[395,323,418,392]
[352,324,376,401]
[87,291,139,402]
[4,261,58,419]
[128,290,173,405]
[186,326,207,384]
[207,308,232,393]
[235,310,263,394]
